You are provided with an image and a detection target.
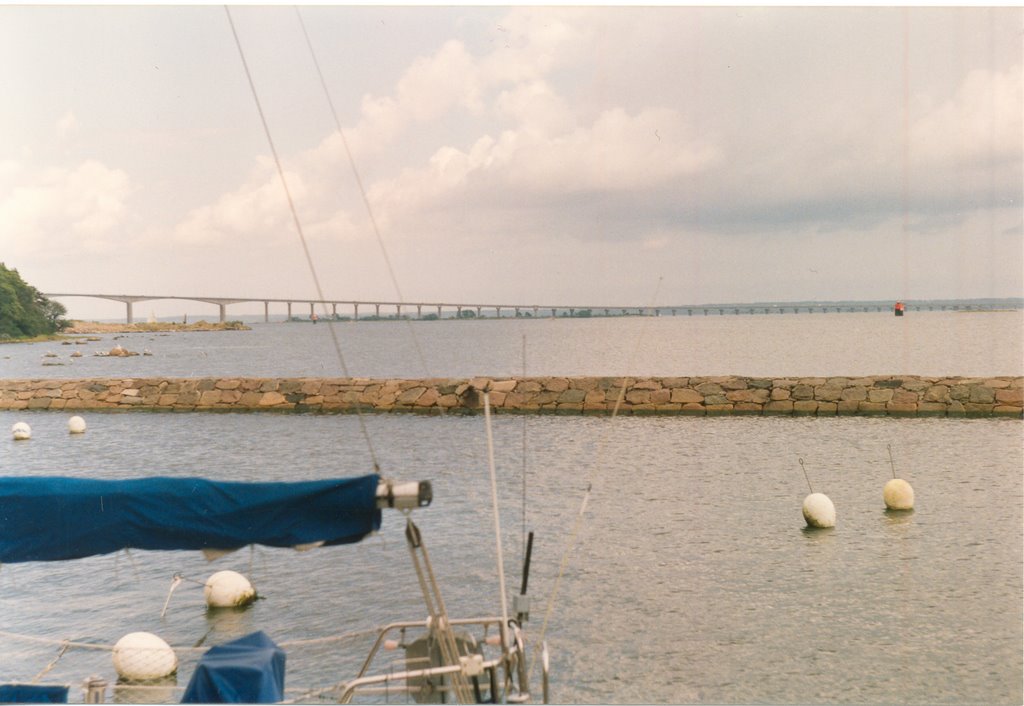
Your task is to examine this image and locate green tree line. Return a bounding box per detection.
[0,263,68,338]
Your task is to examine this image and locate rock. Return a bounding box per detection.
[258,391,287,406]
[695,382,724,395]
[671,388,703,404]
[814,385,844,402]
[790,384,815,400]
[868,389,894,403]
[968,386,996,404]
[996,388,1023,404]
[841,386,868,402]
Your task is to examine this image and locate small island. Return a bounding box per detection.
[63,320,250,334]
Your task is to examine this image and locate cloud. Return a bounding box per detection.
[9,5,1018,307]
[911,65,1023,167]
[172,164,301,246]
[0,159,132,259]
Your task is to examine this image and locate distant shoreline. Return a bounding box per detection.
[63,320,251,334]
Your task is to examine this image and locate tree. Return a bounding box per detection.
[0,264,68,338]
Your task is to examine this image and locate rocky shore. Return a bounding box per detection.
[63,320,250,334]
[1,375,1021,418]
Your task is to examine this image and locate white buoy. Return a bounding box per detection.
[884,478,915,510]
[112,632,178,681]
[11,422,31,440]
[68,415,87,434]
[204,570,256,608]
[802,492,836,528]
[883,444,914,510]
[797,458,834,528]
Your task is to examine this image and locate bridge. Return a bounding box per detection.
[43,293,1010,324]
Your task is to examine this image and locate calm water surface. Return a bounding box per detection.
[0,314,1021,704]
[4,310,1022,379]
[0,412,1020,705]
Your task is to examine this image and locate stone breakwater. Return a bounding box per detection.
[1,376,1021,418]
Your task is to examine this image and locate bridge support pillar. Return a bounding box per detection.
[437,305,442,318]
[287,302,293,320]
[417,304,422,319]
[332,303,337,318]
[476,307,482,318]
[396,304,402,319]
[264,301,269,323]
[126,301,134,325]
[375,303,380,318]
[219,303,226,323]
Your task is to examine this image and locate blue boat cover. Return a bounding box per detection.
[0,475,381,563]
[0,684,69,703]
[181,631,285,704]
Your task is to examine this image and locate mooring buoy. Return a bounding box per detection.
[112,631,178,680]
[802,492,836,528]
[884,444,915,510]
[883,478,915,510]
[204,570,256,609]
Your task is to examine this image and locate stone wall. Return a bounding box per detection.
[1,376,1021,418]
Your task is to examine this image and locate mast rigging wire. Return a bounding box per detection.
[294,7,434,382]
[292,6,496,536]
[224,5,379,473]
[526,275,664,683]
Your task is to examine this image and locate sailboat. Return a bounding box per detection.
[0,473,547,703]
[2,7,553,702]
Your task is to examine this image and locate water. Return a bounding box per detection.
[0,314,1021,704]
[4,310,1023,380]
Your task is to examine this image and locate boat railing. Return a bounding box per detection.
[324,615,528,704]
[352,617,507,680]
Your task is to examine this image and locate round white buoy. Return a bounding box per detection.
[883,478,915,511]
[11,422,31,440]
[204,570,256,608]
[112,632,178,681]
[802,492,836,528]
[68,416,87,434]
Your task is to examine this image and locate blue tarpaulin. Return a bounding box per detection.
[0,475,381,563]
[0,684,69,703]
[181,631,285,704]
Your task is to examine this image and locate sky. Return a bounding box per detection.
[0,4,1021,320]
